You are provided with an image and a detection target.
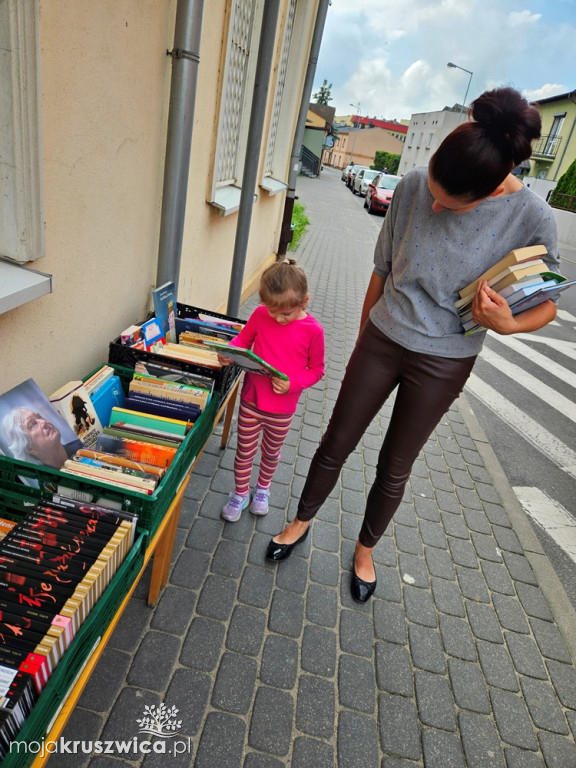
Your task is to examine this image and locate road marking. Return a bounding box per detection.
[519,334,576,358]
[479,347,576,421]
[465,373,576,480]
[485,335,576,390]
[513,487,576,559]
[556,309,576,323]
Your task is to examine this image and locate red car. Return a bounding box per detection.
[364,174,401,215]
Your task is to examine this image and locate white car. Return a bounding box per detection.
[352,168,380,196]
[341,163,354,182]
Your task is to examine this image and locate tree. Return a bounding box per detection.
[549,159,576,212]
[373,151,400,175]
[313,79,332,105]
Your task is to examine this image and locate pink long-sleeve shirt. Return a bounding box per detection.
[229,304,325,415]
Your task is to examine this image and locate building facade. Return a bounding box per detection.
[398,106,462,176]
[1,0,325,394]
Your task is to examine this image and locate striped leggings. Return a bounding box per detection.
[234,400,293,496]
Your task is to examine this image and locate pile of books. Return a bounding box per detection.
[0,499,137,757]
[0,359,214,498]
[455,245,575,336]
[59,364,214,495]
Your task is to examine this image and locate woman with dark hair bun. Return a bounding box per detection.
[266,87,560,603]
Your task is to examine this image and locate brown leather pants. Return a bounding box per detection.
[296,320,477,547]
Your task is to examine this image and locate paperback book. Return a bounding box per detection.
[152,281,177,343]
[49,380,103,450]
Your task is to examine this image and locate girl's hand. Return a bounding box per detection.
[217,353,234,366]
[471,280,519,335]
[271,376,290,394]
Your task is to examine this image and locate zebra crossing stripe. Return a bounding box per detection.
[513,486,576,560]
[465,373,576,480]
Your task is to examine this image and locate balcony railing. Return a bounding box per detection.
[532,134,562,159]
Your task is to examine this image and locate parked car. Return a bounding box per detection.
[347,164,368,189]
[352,168,381,196]
[341,163,354,182]
[364,173,401,214]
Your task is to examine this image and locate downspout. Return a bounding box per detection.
[278,0,330,256]
[226,0,281,317]
[156,0,205,289]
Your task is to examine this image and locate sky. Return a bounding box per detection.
[312,0,576,123]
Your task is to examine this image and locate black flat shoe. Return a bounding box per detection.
[266,527,309,561]
[351,567,377,603]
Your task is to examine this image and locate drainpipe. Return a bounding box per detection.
[226,0,281,317]
[278,0,330,256]
[156,0,205,289]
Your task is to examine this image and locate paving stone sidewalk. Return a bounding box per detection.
[59,167,576,768]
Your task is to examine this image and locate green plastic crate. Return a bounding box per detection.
[0,493,146,768]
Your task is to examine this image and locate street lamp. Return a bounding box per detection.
[447,62,473,124]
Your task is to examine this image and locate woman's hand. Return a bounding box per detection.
[472,279,557,335]
[271,376,290,394]
[471,280,518,334]
[217,353,233,366]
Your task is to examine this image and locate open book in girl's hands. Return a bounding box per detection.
[201,340,289,380]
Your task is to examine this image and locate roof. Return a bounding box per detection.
[532,90,576,106]
[350,115,408,134]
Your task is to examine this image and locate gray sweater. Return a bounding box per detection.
[370,166,559,358]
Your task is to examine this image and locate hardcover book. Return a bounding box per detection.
[457,245,548,298]
[201,340,289,380]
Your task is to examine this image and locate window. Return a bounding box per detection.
[262,0,311,196]
[544,113,565,156]
[210,0,264,216]
[0,0,45,263]
[0,0,52,314]
[426,133,433,149]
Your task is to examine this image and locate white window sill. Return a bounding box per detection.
[0,258,54,315]
[260,177,287,196]
[210,186,242,217]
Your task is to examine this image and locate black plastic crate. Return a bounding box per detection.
[108,303,245,398]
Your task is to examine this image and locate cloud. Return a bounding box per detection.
[509,10,542,26]
[523,84,569,101]
[314,0,576,120]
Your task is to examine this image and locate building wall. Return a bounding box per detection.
[330,128,405,169]
[1,0,174,394]
[1,0,317,396]
[399,109,461,175]
[532,97,576,182]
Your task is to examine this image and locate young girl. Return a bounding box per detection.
[218,258,325,522]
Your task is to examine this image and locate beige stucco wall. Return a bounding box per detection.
[1,0,315,397]
[1,0,175,394]
[177,0,316,314]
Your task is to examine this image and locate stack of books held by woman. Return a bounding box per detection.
[455,245,576,336]
[0,498,138,758]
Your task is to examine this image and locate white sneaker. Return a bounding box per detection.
[221,492,249,522]
[250,485,270,516]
